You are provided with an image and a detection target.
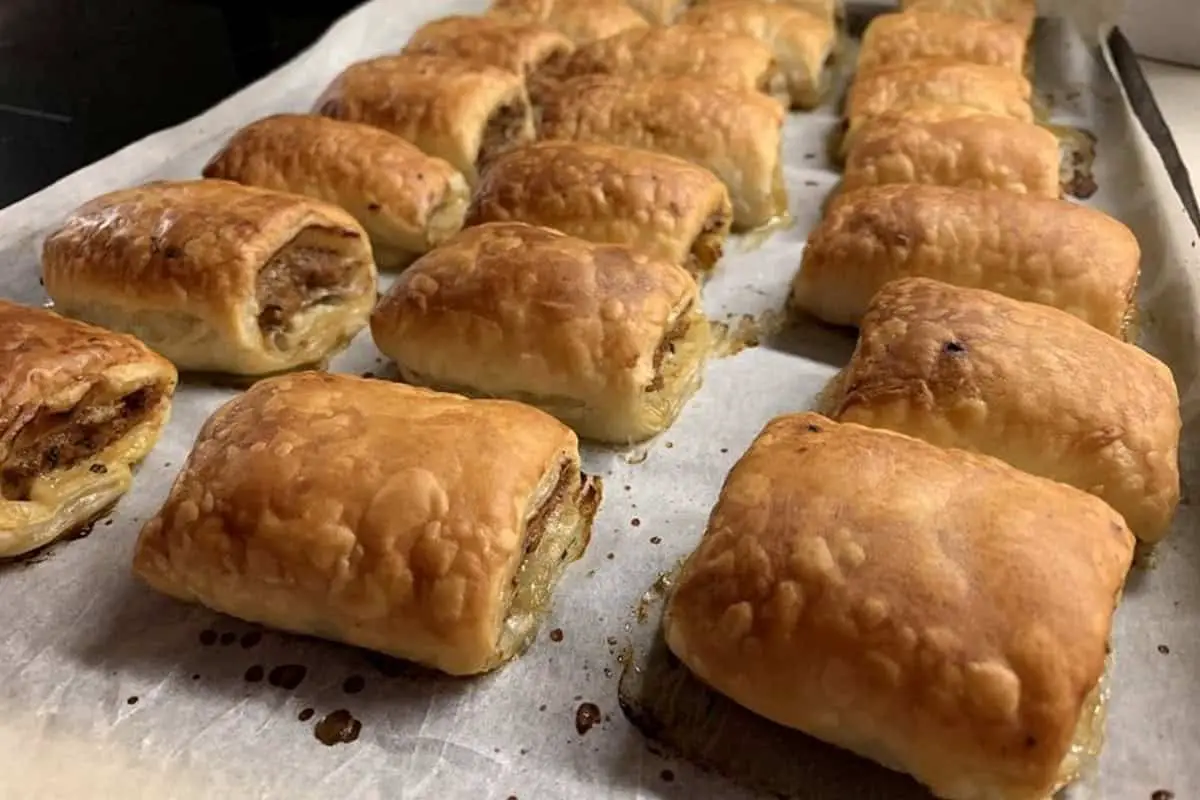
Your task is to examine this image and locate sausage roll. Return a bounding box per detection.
[901,0,1036,38]
[692,0,840,21]
[665,412,1135,800]
[845,59,1032,129]
[133,372,601,676]
[203,114,470,270]
[314,54,535,184]
[791,185,1140,336]
[370,223,709,444]
[0,300,177,559]
[402,15,574,78]
[625,0,691,23]
[858,11,1028,73]
[539,75,787,230]
[677,0,836,109]
[465,141,733,277]
[836,102,990,161]
[545,25,787,105]
[832,278,1181,542]
[841,113,1061,198]
[41,180,378,377]
[487,0,649,44]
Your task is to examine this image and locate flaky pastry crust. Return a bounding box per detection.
[402,15,574,77]
[0,300,177,558]
[487,0,648,43]
[134,372,600,676]
[836,102,991,161]
[858,11,1028,73]
[791,184,1140,335]
[664,412,1134,800]
[677,0,836,109]
[845,59,1032,129]
[832,278,1181,542]
[691,0,840,21]
[314,54,534,184]
[538,75,787,230]
[465,141,733,276]
[203,113,469,270]
[901,0,1036,38]
[841,113,1061,198]
[625,0,691,23]
[41,179,377,376]
[370,222,708,444]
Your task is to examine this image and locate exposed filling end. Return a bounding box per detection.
[256,244,354,346]
[1,386,161,501]
[646,306,695,394]
[479,100,532,169]
[687,211,731,276]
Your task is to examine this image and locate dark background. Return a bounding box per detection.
[0,0,360,208]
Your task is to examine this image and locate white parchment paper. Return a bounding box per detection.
[0,2,1197,798]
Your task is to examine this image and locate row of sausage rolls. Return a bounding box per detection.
[666,2,1183,799]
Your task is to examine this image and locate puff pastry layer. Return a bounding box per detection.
[792,185,1139,335]
[370,223,709,444]
[677,0,836,109]
[901,0,1036,38]
[41,179,378,376]
[841,113,1061,198]
[203,114,469,270]
[835,278,1180,541]
[487,0,648,43]
[846,59,1032,129]
[665,412,1134,800]
[836,102,991,161]
[134,372,601,676]
[544,25,787,104]
[314,54,535,184]
[466,141,733,276]
[403,15,574,78]
[625,0,691,23]
[858,11,1028,73]
[692,0,839,22]
[0,300,177,558]
[538,75,787,230]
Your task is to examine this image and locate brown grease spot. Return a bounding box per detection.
[1152,792,1175,800]
[549,628,564,643]
[219,632,236,646]
[343,675,366,694]
[661,769,675,782]
[268,664,308,690]
[314,709,362,746]
[126,696,138,705]
[1158,644,1170,655]
[240,631,262,649]
[631,518,641,527]
[298,708,315,722]
[650,536,661,545]
[244,665,264,683]
[198,629,217,646]
[575,702,602,735]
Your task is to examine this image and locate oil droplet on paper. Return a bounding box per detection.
[575,702,602,735]
[314,709,362,746]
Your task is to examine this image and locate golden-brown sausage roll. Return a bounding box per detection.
[845,59,1032,129]
[841,113,1061,198]
[625,0,690,23]
[858,11,1028,73]
[665,412,1134,800]
[41,180,378,376]
[692,0,840,21]
[538,75,787,230]
[545,25,787,104]
[677,0,836,109]
[832,278,1181,542]
[465,141,733,276]
[202,114,469,270]
[402,15,574,78]
[901,0,1035,38]
[791,185,1140,335]
[836,102,990,161]
[314,54,534,184]
[487,0,649,43]
[370,223,708,444]
[133,372,601,676]
[0,300,177,558]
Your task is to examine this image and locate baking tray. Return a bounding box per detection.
[0,2,1198,798]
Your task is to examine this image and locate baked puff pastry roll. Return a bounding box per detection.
[676,0,836,109]
[465,141,733,277]
[833,278,1181,542]
[41,180,377,376]
[487,0,649,44]
[901,0,1036,38]
[538,75,787,230]
[133,372,601,676]
[0,300,177,558]
[314,54,535,184]
[370,223,709,444]
[665,412,1135,800]
[546,25,788,104]
[791,185,1140,336]
[402,15,574,78]
[625,0,691,23]
[692,0,840,22]
[845,59,1032,130]
[858,11,1028,73]
[203,114,470,270]
[841,113,1061,198]
[836,102,989,161]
